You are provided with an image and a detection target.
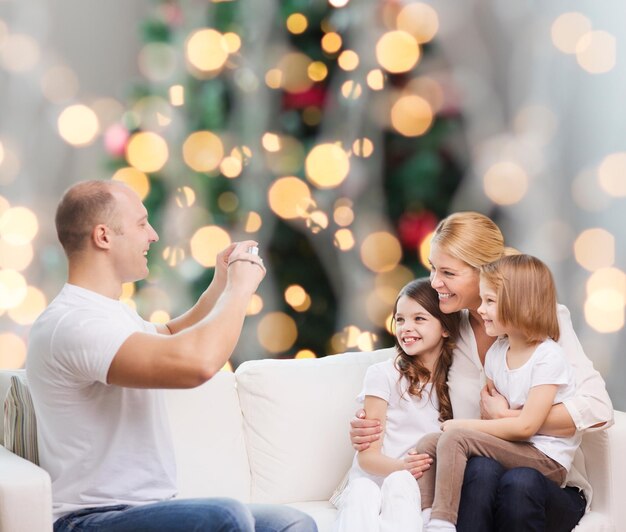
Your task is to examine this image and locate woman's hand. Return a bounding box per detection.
[403,449,433,479]
[480,385,511,420]
[349,409,382,451]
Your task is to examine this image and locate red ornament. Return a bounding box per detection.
[103,124,129,158]
[397,211,438,250]
[282,85,327,110]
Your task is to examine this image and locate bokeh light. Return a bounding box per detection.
[278,52,314,93]
[287,13,308,34]
[341,80,362,99]
[0,206,39,246]
[295,349,316,359]
[112,167,150,200]
[574,228,615,271]
[584,290,624,333]
[483,161,529,205]
[138,42,177,82]
[174,186,196,207]
[334,204,354,226]
[352,138,374,157]
[598,152,626,197]
[376,31,420,73]
[245,212,263,233]
[0,241,33,271]
[360,231,402,273]
[306,210,329,234]
[576,31,616,74]
[186,28,229,73]
[321,32,342,54]
[0,333,27,369]
[268,176,312,219]
[305,143,350,189]
[7,286,47,325]
[257,312,298,353]
[0,269,27,310]
[169,84,185,106]
[149,310,171,324]
[334,228,355,251]
[367,69,385,90]
[246,294,263,316]
[308,61,328,82]
[586,268,626,300]
[126,132,169,173]
[183,131,224,172]
[1,33,39,72]
[58,104,100,147]
[162,246,185,267]
[551,12,592,54]
[391,95,433,136]
[338,50,359,71]
[190,225,231,267]
[396,3,439,44]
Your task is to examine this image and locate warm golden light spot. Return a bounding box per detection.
[321,32,342,54]
[245,211,263,233]
[169,84,185,106]
[223,32,241,53]
[385,313,394,335]
[8,286,46,325]
[268,176,312,219]
[574,228,615,272]
[175,186,196,207]
[262,132,281,152]
[391,95,433,137]
[231,146,252,165]
[149,310,171,324]
[112,167,150,200]
[483,161,529,205]
[338,50,359,71]
[126,132,169,173]
[258,312,298,353]
[329,0,350,6]
[341,80,362,99]
[308,61,328,82]
[352,138,374,157]
[576,31,616,74]
[218,191,239,212]
[295,349,316,359]
[598,152,626,197]
[360,232,402,273]
[186,28,229,73]
[0,269,27,309]
[397,3,439,44]
[221,361,233,372]
[584,290,624,333]
[376,266,415,302]
[551,12,592,54]
[285,284,307,308]
[122,299,137,311]
[376,31,419,73]
[287,13,308,34]
[366,291,393,327]
[182,131,224,172]
[357,331,376,352]
[1,33,39,73]
[220,156,243,178]
[306,210,329,234]
[190,225,231,267]
[305,143,350,189]
[344,325,361,348]
[0,241,33,271]
[0,195,9,216]
[420,230,435,269]
[162,246,185,267]
[265,69,282,89]
[334,228,355,251]
[0,333,27,369]
[278,52,313,93]
[367,69,385,90]
[407,76,444,113]
[587,268,626,300]
[57,104,100,147]
[246,294,263,316]
[0,206,39,246]
[334,205,354,227]
[121,283,135,300]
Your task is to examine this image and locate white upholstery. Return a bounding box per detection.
[1,350,625,532]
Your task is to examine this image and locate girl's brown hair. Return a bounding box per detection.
[480,254,560,343]
[393,278,461,422]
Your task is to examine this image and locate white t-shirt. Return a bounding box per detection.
[485,338,582,471]
[348,358,441,485]
[26,284,177,520]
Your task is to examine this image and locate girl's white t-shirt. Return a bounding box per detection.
[348,357,441,485]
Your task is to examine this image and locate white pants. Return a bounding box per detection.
[334,470,423,532]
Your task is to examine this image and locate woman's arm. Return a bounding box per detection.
[357,396,407,477]
[445,384,558,441]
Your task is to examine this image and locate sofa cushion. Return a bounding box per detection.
[236,348,395,504]
[3,374,39,465]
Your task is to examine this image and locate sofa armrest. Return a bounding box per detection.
[0,445,52,532]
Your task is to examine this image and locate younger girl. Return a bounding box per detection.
[417,254,581,532]
[334,278,460,532]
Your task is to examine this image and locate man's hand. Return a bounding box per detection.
[403,449,433,479]
[480,384,510,420]
[225,241,266,295]
[349,409,382,451]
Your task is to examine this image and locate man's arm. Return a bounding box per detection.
[107,242,265,389]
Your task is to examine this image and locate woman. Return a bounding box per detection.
[350,212,613,532]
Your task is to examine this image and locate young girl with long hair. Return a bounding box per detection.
[416,254,582,532]
[333,278,460,532]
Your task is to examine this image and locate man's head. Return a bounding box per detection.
[55,180,158,282]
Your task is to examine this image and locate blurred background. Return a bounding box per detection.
[0,0,624,410]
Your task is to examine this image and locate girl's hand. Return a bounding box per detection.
[349,409,383,451]
[403,449,433,479]
[480,385,510,420]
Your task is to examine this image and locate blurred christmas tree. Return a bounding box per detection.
[103,0,466,366]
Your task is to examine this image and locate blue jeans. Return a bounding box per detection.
[53,498,318,532]
[457,457,586,532]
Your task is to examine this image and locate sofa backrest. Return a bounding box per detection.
[235,348,395,504]
[0,369,25,446]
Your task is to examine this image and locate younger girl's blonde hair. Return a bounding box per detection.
[480,254,560,343]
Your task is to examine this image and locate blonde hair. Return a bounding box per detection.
[431,212,507,269]
[480,254,560,343]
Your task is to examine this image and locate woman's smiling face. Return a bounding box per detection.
[429,243,481,313]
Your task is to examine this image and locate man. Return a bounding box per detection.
[26,180,317,532]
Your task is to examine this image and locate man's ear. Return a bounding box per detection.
[92,224,111,250]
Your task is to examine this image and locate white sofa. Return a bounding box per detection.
[1,348,625,532]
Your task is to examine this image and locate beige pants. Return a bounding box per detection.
[416,429,567,524]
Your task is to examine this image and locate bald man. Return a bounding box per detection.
[27,180,317,532]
